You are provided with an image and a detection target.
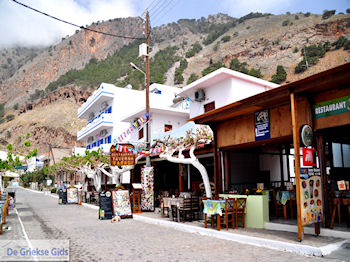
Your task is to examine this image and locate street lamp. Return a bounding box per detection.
[130,62,146,87]
[130,62,151,167]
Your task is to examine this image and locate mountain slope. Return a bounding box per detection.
[0,12,349,155]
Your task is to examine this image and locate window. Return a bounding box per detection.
[139,128,144,139]
[108,106,112,113]
[100,139,103,145]
[164,124,172,132]
[204,101,215,113]
[104,137,108,144]
[108,135,112,144]
[332,143,350,168]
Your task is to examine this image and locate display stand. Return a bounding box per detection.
[112,189,133,218]
[132,183,142,213]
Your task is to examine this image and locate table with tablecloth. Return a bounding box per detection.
[202,200,226,230]
[163,197,184,221]
[276,190,296,220]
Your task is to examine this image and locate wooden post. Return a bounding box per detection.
[212,125,220,196]
[179,164,183,193]
[224,151,230,191]
[290,92,304,241]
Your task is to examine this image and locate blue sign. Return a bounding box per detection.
[15,166,27,170]
[254,109,270,141]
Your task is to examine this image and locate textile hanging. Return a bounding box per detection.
[141,166,154,211]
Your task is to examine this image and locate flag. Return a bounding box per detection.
[130,126,134,132]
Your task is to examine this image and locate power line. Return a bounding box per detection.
[149,0,173,21]
[152,0,179,26]
[11,0,146,40]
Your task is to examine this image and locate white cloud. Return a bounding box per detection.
[0,0,140,48]
[221,0,293,17]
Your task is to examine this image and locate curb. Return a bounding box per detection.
[132,215,345,257]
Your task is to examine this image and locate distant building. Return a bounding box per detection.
[178,67,279,119]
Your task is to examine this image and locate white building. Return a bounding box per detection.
[77,83,188,152]
[178,67,279,119]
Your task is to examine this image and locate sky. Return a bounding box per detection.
[0,0,349,48]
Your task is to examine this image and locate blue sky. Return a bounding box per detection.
[0,0,349,48]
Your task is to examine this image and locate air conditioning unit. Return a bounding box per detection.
[194,89,205,102]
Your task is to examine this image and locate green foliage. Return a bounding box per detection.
[0,118,4,124]
[51,188,57,193]
[332,36,349,49]
[6,114,14,122]
[187,73,199,84]
[6,130,11,138]
[293,47,299,53]
[347,8,350,14]
[174,59,188,85]
[213,42,220,51]
[221,35,231,42]
[202,21,236,45]
[238,12,271,24]
[248,68,263,78]
[185,42,202,58]
[229,58,248,74]
[295,43,328,74]
[30,89,45,101]
[271,65,287,84]
[202,61,225,76]
[13,103,19,110]
[282,20,290,26]
[304,12,311,17]
[0,103,4,118]
[322,9,336,19]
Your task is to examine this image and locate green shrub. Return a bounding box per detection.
[187,73,199,84]
[282,20,290,26]
[13,103,19,110]
[0,103,4,118]
[202,61,225,76]
[248,68,263,78]
[229,58,249,74]
[271,65,287,84]
[347,8,350,14]
[304,12,311,17]
[332,36,348,49]
[238,12,271,24]
[51,188,57,194]
[221,35,231,43]
[185,42,202,58]
[203,22,236,45]
[6,114,14,122]
[293,47,299,53]
[322,10,336,20]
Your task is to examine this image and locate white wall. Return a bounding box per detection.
[188,78,270,119]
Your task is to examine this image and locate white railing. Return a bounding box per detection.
[77,113,113,140]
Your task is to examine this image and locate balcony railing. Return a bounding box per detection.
[77,113,113,140]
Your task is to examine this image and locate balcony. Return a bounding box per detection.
[77,113,113,141]
[77,84,115,119]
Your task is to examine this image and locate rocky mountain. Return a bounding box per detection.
[0,12,349,155]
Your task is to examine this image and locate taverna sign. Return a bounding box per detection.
[313,95,350,119]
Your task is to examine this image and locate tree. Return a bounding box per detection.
[187,73,199,84]
[271,65,287,84]
[322,10,336,19]
[153,125,213,197]
[347,8,350,14]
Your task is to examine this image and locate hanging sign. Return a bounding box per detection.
[254,109,270,141]
[110,144,135,166]
[299,124,313,147]
[313,95,350,119]
[302,147,316,167]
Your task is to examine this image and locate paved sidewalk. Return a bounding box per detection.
[3,187,349,261]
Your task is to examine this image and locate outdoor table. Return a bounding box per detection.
[276,190,296,220]
[202,199,225,230]
[163,197,184,221]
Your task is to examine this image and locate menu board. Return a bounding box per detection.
[67,187,79,204]
[299,170,323,226]
[58,188,67,205]
[141,166,154,211]
[99,191,113,220]
[112,190,132,218]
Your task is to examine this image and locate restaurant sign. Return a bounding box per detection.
[313,95,350,119]
[110,144,135,166]
[254,109,270,141]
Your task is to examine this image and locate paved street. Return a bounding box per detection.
[2,188,346,262]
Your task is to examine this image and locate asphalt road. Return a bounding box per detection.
[4,188,347,262]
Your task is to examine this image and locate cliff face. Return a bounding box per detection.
[0,13,349,155]
[0,17,144,107]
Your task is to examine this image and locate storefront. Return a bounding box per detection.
[191,63,350,237]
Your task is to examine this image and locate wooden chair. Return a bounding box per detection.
[219,198,235,230]
[273,189,286,219]
[160,196,169,217]
[178,198,193,222]
[191,196,200,220]
[234,198,247,228]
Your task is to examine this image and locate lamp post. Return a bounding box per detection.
[130,62,146,87]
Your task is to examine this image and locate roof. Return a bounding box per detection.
[178,67,279,97]
[191,63,350,124]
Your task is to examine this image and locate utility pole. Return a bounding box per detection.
[145,10,151,167]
